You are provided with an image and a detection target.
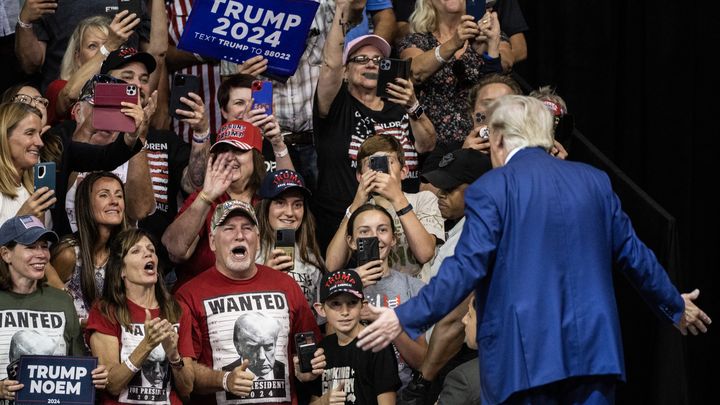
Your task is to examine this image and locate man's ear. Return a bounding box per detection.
[314,302,326,318]
[209,232,217,253]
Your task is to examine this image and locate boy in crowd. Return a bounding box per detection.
[311,270,400,404]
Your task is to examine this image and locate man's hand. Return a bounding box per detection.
[19,0,57,24]
[293,348,326,382]
[676,289,712,336]
[175,92,209,134]
[229,360,255,397]
[356,304,402,352]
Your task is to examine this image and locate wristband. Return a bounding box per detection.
[396,203,413,217]
[273,147,289,158]
[222,371,231,392]
[198,191,214,206]
[406,99,420,114]
[17,17,33,29]
[192,129,211,143]
[100,45,111,58]
[124,358,139,373]
[434,45,449,64]
[193,53,205,63]
[345,206,353,220]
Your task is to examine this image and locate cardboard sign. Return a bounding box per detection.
[178,0,320,78]
[15,356,97,405]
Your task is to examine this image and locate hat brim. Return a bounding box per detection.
[210,140,255,153]
[101,52,157,75]
[14,229,58,246]
[343,35,391,65]
[263,184,312,200]
[420,170,464,190]
[322,289,364,303]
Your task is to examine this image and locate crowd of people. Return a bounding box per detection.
[0,0,711,404]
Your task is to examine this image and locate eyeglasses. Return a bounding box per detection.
[13,94,49,108]
[348,55,382,66]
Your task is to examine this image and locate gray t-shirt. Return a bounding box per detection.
[364,270,425,388]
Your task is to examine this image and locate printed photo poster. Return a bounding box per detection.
[178,0,320,78]
[119,322,179,404]
[204,292,291,404]
[0,309,68,379]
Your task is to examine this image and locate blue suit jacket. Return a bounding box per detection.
[395,148,684,404]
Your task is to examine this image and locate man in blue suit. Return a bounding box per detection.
[356,95,712,404]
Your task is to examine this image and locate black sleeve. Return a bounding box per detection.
[393,0,416,22]
[496,0,529,37]
[371,345,401,396]
[65,133,143,173]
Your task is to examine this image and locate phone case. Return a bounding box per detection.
[357,237,380,266]
[93,83,138,133]
[294,332,317,373]
[251,80,273,116]
[376,58,411,99]
[34,162,56,208]
[275,229,295,270]
[117,0,142,17]
[466,0,487,20]
[170,74,200,119]
[369,155,389,173]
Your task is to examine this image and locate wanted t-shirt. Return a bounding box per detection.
[86,300,194,404]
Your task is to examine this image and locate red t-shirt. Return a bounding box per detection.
[86,300,194,405]
[45,79,69,126]
[175,264,321,405]
[172,191,260,290]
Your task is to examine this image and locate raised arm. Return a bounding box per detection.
[140,0,169,94]
[385,77,435,153]
[370,7,396,44]
[316,0,365,118]
[401,15,479,84]
[14,0,55,73]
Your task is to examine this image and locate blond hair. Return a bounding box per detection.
[0,102,41,197]
[409,0,439,33]
[59,16,111,80]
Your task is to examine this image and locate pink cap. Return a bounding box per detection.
[342,34,391,65]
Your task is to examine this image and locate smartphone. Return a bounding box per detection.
[117,0,142,17]
[251,80,273,116]
[369,155,389,174]
[93,82,139,133]
[34,162,56,208]
[169,74,200,120]
[275,229,295,271]
[356,237,380,266]
[6,359,19,380]
[294,332,317,373]
[376,58,411,99]
[485,0,497,11]
[466,0,487,20]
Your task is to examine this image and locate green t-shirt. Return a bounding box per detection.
[0,286,85,379]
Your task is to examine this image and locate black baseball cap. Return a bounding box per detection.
[101,47,156,75]
[259,169,311,200]
[0,215,58,246]
[421,149,492,190]
[319,270,364,303]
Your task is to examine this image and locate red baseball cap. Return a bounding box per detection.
[210,120,263,153]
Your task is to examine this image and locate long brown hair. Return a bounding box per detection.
[64,172,129,309]
[98,228,181,328]
[256,191,326,272]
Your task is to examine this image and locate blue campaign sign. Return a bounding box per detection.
[178,0,320,78]
[15,355,97,405]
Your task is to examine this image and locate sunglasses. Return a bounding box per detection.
[13,94,49,108]
[348,55,382,66]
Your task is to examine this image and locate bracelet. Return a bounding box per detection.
[100,45,111,58]
[17,17,33,29]
[192,129,211,143]
[406,99,420,114]
[345,206,353,220]
[198,191,214,205]
[124,358,140,373]
[273,147,289,158]
[222,371,231,392]
[396,203,414,217]
[193,53,205,63]
[434,45,449,64]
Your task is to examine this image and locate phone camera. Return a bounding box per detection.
[252,81,263,91]
[126,85,138,96]
[380,59,391,70]
[175,75,186,86]
[38,166,46,177]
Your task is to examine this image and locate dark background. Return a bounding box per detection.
[514,1,718,403]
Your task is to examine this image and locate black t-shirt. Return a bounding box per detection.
[138,129,190,241]
[312,83,420,249]
[313,334,400,405]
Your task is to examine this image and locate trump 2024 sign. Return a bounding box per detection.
[178,0,320,78]
[15,356,97,405]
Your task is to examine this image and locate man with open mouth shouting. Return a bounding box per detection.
[175,200,323,405]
